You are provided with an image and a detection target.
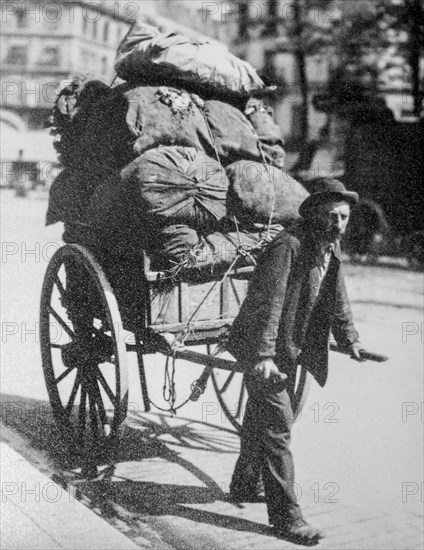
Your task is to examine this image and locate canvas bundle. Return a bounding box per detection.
[244,98,286,169]
[122,84,214,157]
[226,161,309,226]
[152,223,284,278]
[203,100,286,168]
[114,22,265,101]
[83,146,229,240]
[46,22,309,281]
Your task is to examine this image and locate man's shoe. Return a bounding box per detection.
[272,518,326,546]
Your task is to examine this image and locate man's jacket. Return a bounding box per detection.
[226,226,359,387]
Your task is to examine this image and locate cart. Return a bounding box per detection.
[39,228,387,469]
[39,233,313,458]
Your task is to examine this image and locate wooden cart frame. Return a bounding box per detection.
[39,242,312,458]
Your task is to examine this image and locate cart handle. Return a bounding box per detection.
[329,343,388,362]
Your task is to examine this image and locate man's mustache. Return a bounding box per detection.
[325,228,344,241]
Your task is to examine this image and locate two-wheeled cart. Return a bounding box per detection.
[39,232,386,467]
[40,237,312,455]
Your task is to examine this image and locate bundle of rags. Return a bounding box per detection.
[46,22,308,279]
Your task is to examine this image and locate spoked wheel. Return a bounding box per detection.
[286,364,312,421]
[210,346,247,432]
[40,244,128,461]
[211,346,312,432]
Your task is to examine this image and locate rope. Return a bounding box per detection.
[247,119,277,241]
[200,106,222,165]
[200,98,276,245]
[147,232,272,415]
[176,253,242,348]
[146,103,277,414]
[147,352,193,415]
[160,241,206,280]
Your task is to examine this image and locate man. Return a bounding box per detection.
[226,178,367,545]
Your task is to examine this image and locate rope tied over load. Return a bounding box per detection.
[146,98,279,415]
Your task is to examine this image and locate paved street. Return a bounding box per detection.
[1,188,423,549]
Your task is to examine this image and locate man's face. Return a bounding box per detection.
[311,200,351,244]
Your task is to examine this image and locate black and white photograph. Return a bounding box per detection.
[1,1,423,548]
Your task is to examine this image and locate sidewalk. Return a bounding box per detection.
[0,442,139,550]
[1,413,423,550]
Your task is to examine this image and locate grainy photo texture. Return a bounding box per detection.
[1,1,423,549]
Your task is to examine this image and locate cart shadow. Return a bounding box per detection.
[83,477,272,536]
[0,393,68,467]
[68,475,272,538]
[71,417,273,537]
[1,394,275,538]
[0,395,238,463]
[122,411,240,454]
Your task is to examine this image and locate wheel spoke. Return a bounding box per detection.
[41,245,128,452]
[54,274,67,301]
[87,376,110,433]
[65,370,82,416]
[230,279,242,307]
[48,305,74,338]
[96,367,116,405]
[55,365,76,384]
[88,387,99,435]
[78,384,87,437]
[218,371,235,395]
[93,381,109,427]
[235,379,246,419]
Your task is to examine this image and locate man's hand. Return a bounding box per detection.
[349,343,366,362]
[252,359,288,382]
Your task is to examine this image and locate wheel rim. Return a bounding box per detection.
[210,346,248,432]
[40,245,128,456]
[288,364,312,421]
[211,350,311,432]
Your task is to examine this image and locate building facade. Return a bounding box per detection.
[155,0,330,142]
[1,0,133,129]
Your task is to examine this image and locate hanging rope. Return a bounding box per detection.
[147,101,278,415]
[147,352,193,415]
[247,119,277,242]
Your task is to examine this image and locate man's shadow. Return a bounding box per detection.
[1,394,274,539]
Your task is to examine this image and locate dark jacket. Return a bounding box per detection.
[226,226,359,387]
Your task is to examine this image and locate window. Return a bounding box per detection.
[103,21,109,42]
[93,19,98,40]
[37,46,60,67]
[5,45,28,66]
[291,104,303,139]
[82,16,88,35]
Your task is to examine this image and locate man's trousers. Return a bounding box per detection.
[230,372,303,525]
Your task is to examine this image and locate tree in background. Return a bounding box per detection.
[327,0,423,118]
[263,0,423,156]
[264,0,338,151]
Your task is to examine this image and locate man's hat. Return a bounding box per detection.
[299,178,359,218]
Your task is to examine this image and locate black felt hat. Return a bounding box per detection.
[299,178,359,218]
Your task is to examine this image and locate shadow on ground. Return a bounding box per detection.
[1,394,276,539]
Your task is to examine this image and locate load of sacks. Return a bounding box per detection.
[47,22,308,279]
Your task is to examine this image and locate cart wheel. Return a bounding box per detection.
[286,364,312,421]
[210,346,247,432]
[211,347,311,432]
[40,244,128,458]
